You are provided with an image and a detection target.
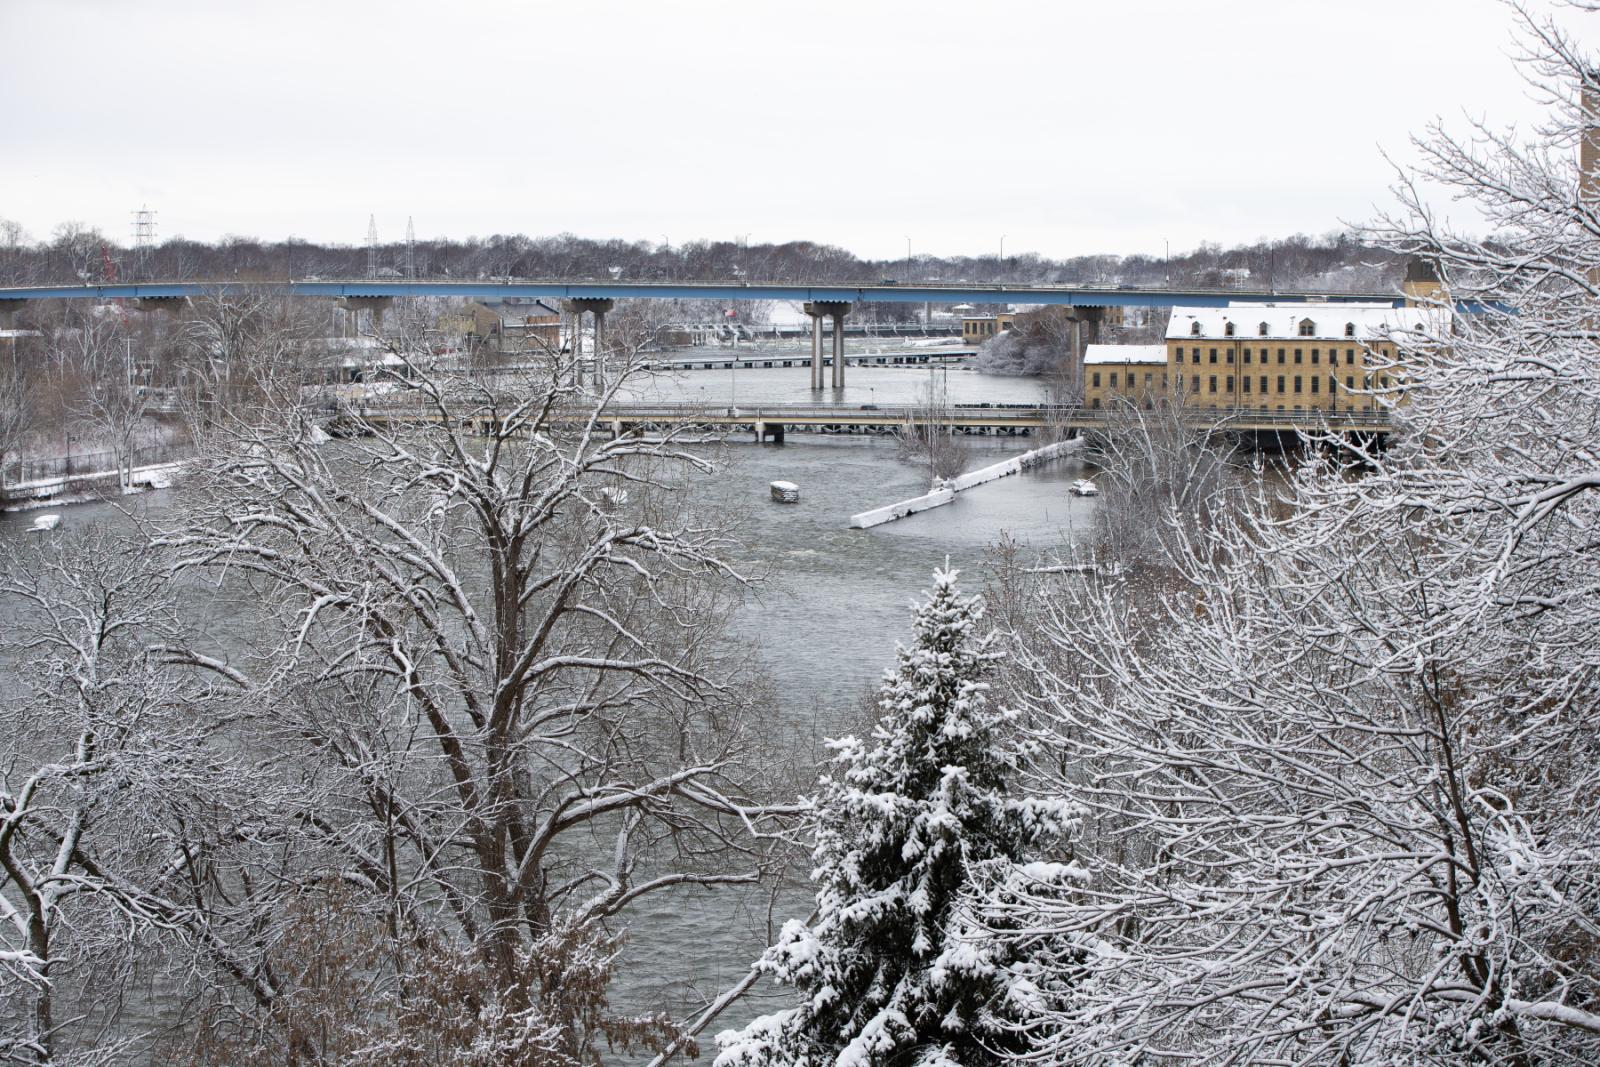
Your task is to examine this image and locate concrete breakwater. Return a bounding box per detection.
[848,437,1086,529]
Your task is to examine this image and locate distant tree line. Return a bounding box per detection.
[0,218,1406,297]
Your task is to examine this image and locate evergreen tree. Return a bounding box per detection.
[716,568,1077,1067]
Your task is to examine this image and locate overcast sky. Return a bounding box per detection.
[0,0,1591,262]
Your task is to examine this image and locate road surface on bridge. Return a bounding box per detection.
[0,277,1406,310]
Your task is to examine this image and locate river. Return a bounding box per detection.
[0,366,1100,1056]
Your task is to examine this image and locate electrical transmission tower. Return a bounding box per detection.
[366,214,379,278]
[131,206,156,280]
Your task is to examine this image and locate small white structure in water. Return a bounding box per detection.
[769,480,800,504]
[1070,479,1100,497]
[29,513,61,532]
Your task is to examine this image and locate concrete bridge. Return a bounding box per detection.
[353,398,1391,443]
[664,320,962,345]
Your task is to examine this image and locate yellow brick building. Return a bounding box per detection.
[1082,344,1168,409]
[1162,303,1435,416]
[961,313,1014,344]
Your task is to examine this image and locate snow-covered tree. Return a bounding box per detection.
[975,9,1600,1065]
[156,323,793,1064]
[716,569,1077,1067]
[0,530,230,1066]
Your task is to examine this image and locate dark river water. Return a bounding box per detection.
[0,367,1100,1055]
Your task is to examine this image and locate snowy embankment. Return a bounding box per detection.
[1,461,185,511]
[849,437,1085,529]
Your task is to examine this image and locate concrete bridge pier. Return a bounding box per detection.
[339,296,394,333]
[1068,305,1111,360]
[754,419,785,444]
[803,301,851,390]
[806,304,824,389]
[134,296,188,317]
[562,298,615,390]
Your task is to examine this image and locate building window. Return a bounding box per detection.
[1345,322,1356,337]
[1295,376,1303,393]
[1226,376,1234,392]
[1260,376,1268,394]
[1346,376,1354,391]
[1144,373,1153,389]
[1294,349,1303,364]
[1243,376,1252,393]
[1311,376,1319,394]
[1224,322,1236,336]
[1244,348,1252,363]
[1092,372,1100,388]
[1346,348,1356,362]
[1311,348,1320,365]
[1190,322,1202,336]
[1329,350,1338,366]
[1092,398,1101,409]
[1278,348,1286,364]
[1226,349,1235,364]
[1277,375,1285,392]
[1209,348,1218,363]
[1258,321,1269,336]
[1191,375,1200,393]
[1209,376,1217,393]
[1298,318,1315,336]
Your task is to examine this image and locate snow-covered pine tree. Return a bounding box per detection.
[716,567,1077,1067]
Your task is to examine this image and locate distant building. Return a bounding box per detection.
[961,313,1014,345]
[1402,258,1443,305]
[446,299,564,351]
[1082,344,1168,409]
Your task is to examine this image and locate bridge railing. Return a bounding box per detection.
[351,393,1390,431]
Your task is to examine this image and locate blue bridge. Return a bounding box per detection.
[0,277,1402,310]
[0,277,1406,391]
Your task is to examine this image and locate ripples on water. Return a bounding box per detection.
[0,405,1101,1056]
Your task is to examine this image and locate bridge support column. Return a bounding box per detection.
[803,301,851,391]
[339,296,394,333]
[831,307,849,389]
[562,298,614,390]
[806,305,824,390]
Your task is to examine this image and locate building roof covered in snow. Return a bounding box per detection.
[1165,302,1444,342]
[1083,344,1168,365]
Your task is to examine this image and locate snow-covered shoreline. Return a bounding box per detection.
[1,460,185,512]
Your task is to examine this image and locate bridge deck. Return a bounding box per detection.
[0,277,1405,310]
[355,399,1390,436]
